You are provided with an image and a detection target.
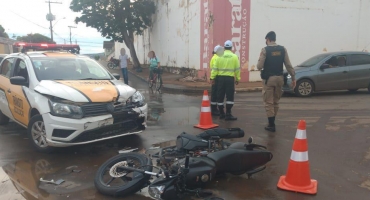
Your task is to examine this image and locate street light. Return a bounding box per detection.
[53,17,66,27]
[68,26,76,44]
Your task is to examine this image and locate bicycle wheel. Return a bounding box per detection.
[155,74,162,91]
[148,76,154,88]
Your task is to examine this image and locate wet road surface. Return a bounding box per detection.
[1,74,370,200]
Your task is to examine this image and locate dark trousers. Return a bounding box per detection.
[217,76,235,114]
[121,68,128,84]
[211,77,218,107]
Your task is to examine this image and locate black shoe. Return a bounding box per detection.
[219,114,225,119]
[264,125,276,132]
[225,114,237,121]
[211,110,220,116]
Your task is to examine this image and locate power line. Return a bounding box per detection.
[10,11,49,29]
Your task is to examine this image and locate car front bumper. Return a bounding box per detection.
[43,103,148,147]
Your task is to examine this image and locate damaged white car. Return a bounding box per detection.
[0,51,147,152]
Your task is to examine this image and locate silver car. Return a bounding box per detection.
[283,51,370,97]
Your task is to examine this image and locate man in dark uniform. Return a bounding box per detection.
[257,31,296,132]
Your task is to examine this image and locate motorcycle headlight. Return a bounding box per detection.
[126,91,145,105]
[49,100,83,119]
[148,185,165,199]
[287,74,291,79]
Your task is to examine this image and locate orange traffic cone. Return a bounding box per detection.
[277,120,318,194]
[194,90,219,130]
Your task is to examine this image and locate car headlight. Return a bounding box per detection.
[148,185,165,199]
[126,91,145,105]
[49,100,83,119]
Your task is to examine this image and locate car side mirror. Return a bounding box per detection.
[10,76,28,86]
[112,73,120,80]
[320,64,330,70]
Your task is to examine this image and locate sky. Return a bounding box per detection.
[0,0,107,54]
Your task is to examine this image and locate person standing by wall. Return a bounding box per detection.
[257,31,296,132]
[210,45,224,116]
[119,48,130,84]
[210,40,240,120]
[148,51,161,82]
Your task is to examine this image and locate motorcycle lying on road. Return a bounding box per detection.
[107,57,120,69]
[94,128,273,199]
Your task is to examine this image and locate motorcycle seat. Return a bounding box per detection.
[197,128,244,140]
[176,132,209,151]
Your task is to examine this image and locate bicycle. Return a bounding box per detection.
[148,68,162,91]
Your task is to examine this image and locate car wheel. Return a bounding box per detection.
[348,89,359,92]
[0,110,9,125]
[28,115,54,153]
[294,79,314,97]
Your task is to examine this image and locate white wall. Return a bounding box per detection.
[115,0,200,69]
[249,0,370,72]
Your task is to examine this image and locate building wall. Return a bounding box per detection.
[248,0,370,81]
[115,0,370,82]
[116,0,200,72]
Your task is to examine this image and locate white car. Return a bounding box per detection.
[0,51,147,152]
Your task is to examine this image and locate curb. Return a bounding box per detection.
[128,70,262,94]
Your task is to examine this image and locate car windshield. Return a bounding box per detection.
[298,54,329,67]
[31,57,113,81]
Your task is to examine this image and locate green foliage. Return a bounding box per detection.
[0,25,9,38]
[17,33,55,44]
[70,0,156,43]
[94,55,100,60]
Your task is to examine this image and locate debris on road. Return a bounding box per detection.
[39,178,65,185]
[118,148,138,154]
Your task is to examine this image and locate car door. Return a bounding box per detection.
[316,55,349,91]
[0,57,15,119]
[348,54,370,89]
[7,58,31,126]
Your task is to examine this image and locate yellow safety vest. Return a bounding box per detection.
[210,50,241,81]
[210,54,218,70]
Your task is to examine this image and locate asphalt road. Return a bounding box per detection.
[1,72,370,200]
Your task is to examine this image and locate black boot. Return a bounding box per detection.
[225,113,237,121]
[211,105,220,116]
[265,117,276,132]
[218,105,225,119]
[225,104,237,120]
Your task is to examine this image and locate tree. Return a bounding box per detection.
[0,25,9,38]
[70,0,156,69]
[17,33,55,44]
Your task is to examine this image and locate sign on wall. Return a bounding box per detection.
[200,0,251,82]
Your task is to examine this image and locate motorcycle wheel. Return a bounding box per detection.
[107,62,114,69]
[94,153,153,197]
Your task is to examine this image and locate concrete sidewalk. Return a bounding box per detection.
[127,66,262,94]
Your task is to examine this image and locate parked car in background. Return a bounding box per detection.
[284,51,370,97]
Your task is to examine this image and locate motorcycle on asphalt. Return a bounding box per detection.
[107,57,120,69]
[94,128,273,199]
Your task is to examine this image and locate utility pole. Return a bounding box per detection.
[46,1,62,42]
[68,26,77,44]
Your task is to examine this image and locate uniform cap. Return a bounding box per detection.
[224,40,232,48]
[214,45,222,53]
